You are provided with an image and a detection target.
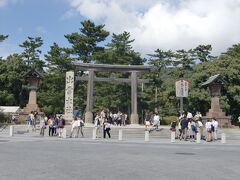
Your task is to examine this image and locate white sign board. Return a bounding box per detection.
[175,79,189,97]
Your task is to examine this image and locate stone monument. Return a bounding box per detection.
[23,69,43,112]
[64,71,74,122]
[202,74,230,127]
[19,69,43,123]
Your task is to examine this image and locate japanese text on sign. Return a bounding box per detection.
[175,79,189,97]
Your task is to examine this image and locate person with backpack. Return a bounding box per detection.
[189,119,197,141]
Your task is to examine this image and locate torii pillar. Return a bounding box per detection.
[85,70,94,123]
[130,71,138,124]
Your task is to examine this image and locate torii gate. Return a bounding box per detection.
[64,63,151,124]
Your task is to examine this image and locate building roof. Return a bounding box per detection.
[24,69,43,80]
[201,74,225,87]
[0,106,21,113]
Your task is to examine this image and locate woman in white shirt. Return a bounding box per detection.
[212,118,218,140]
[205,119,212,142]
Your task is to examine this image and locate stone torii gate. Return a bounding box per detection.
[64,63,151,124]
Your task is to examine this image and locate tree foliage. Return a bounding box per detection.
[19,36,45,71]
[64,20,109,63]
[0,20,239,122]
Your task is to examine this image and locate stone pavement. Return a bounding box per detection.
[0,134,240,180]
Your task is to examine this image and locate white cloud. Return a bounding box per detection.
[0,0,8,8]
[66,0,240,56]
[0,0,23,8]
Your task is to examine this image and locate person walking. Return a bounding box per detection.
[48,116,54,136]
[144,112,151,130]
[94,114,101,138]
[29,111,35,131]
[70,117,78,138]
[39,114,46,136]
[103,120,111,138]
[212,118,218,140]
[58,115,65,138]
[152,112,160,131]
[77,117,84,137]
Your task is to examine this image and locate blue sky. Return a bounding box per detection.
[1,0,240,58]
[0,0,86,57]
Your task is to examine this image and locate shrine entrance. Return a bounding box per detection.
[64,63,151,124]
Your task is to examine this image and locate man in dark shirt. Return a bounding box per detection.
[180,116,188,140]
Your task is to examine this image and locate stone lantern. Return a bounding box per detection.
[202,74,230,127]
[23,69,43,114]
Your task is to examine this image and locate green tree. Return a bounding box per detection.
[0,54,28,106]
[45,42,73,72]
[19,36,45,71]
[193,44,213,62]
[189,44,240,119]
[103,31,144,65]
[65,20,109,63]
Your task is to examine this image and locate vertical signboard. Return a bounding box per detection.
[175,79,189,97]
[64,71,74,120]
[175,78,189,115]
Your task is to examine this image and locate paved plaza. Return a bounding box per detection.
[0,129,240,180]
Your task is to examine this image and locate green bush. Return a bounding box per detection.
[161,115,178,125]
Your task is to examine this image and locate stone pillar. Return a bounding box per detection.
[28,89,37,104]
[206,96,227,119]
[85,70,94,123]
[64,71,74,121]
[130,71,138,124]
[23,79,40,113]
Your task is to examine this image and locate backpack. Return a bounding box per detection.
[211,124,215,132]
[191,125,197,132]
[62,119,66,126]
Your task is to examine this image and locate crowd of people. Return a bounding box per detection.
[25,109,123,139]
[25,109,222,142]
[170,111,219,142]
